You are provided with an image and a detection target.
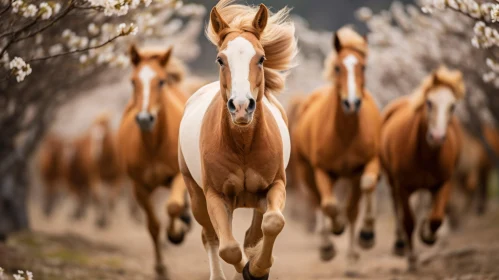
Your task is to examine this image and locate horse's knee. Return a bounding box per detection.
[360,173,377,191]
[262,211,285,237]
[167,201,183,218]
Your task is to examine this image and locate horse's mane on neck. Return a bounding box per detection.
[206,0,297,97]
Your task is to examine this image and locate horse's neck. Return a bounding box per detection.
[220,99,266,154]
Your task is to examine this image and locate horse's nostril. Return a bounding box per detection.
[247,99,256,113]
[149,115,155,122]
[342,100,350,109]
[354,99,362,110]
[227,99,237,113]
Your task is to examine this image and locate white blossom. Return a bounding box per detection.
[53,3,61,14]
[9,57,32,82]
[48,44,63,55]
[22,4,38,18]
[39,2,53,20]
[88,23,100,36]
[12,0,23,13]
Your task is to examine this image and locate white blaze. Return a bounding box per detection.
[138,66,156,112]
[343,54,359,103]
[428,87,456,137]
[222,37,256,102]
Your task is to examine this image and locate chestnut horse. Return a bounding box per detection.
[39,132,66,217]
[117,45,191,279]
[291,27,381,273]
[380,66,465,271]
[179,1,296,279]
[447,124,491,229]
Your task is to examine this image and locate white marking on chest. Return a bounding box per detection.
[343,55,359,103]
[138,66,156,112]
[222,37,256,101]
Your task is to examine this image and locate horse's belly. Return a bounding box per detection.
[179,82,220,187]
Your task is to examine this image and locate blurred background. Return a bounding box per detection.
[1,0,499,279]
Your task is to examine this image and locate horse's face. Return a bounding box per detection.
[211,5,268,126]
[129,45,172,132]
[332,34,366,114]
[424,85,457,147]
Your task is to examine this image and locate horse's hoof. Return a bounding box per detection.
[331,222,345,236]
[420,233,436,246]
[242,262,269,280]
[180,211,192,231]
[167,230,186,245]
[319,244,336,261]
[393,240,406,257]
[155,264,169,280]
[358,230,375,249]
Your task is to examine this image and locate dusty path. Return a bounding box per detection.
[0,186,491,280]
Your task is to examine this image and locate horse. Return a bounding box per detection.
[38,132,66,217]
[290,27,381,273]
[178,1,296,279]
[446,123,491,229]
[117,45,191,279]
[380,66,465,271]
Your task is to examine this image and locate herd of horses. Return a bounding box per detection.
[37,1,499,279]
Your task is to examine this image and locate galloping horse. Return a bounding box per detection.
[179,1,296,279]
[290,27,381,272]
[117,45,191,279]
[39,132,66,217]
[447,124,491,229]
[380,66,465,271]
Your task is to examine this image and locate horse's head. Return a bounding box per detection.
[418,66,466,147]
[129,45,173,131]
[329,28,368,114]
[210,4,269,126]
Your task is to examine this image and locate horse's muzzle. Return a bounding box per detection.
[341,98,362,114]
[135,112,156,131]
[227,97,256,126]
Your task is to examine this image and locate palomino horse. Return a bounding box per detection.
[447,124,491,229]
[179,1,296,279]
[117,45,191,279]
[290,27,381,272]
[39,132,66,217]
[380,66,465,271]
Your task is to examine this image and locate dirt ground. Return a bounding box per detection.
[1,187,499,280]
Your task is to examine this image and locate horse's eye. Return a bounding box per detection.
[258,56,266,66]
[361,65,366,72]
[334,65,341,73]
[216,57,224,66]
[449,104,456,113]
[159,79,166,87]
[131,80,136,87]
[426,100,433,110]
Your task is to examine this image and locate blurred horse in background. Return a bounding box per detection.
[39,132,66,218]
[380,66,465,271]
[446,124,491,229]
[290,27,381,274]
[117,45,191,279]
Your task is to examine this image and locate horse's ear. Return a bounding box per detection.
[252,4,269,36]
[211,7,229,36]
[159,46,173,67]
[333,32,342,53]
[130,44,141,66]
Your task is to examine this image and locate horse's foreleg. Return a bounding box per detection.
[205,188,244,271]
[135,184,167,279]
[245,180,286,279]
[358,158,379,249]
[203,228,227,280]
[388,177,406,257]
[318,210,335,261]
[400,190,416,272]
[244,209,264,250]
[345,176,362,276]
[314,168,344,235]
[420,181,452,246]
[165,174,190,245]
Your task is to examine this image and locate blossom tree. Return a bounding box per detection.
[0,0,205,239]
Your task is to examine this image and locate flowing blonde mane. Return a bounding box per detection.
[324,26,367,81]
[206,0,298,95]
[139,47,186,85]
[411,66,466,109]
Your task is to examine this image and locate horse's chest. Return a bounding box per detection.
[129,160,175,187]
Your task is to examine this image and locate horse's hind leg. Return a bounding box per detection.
[298,158,319,233]
[399,189,416,272]
[244,180,286,280]
[314,168,345,235]
[419,181,452,246]
[244,210,263,249]
[134,183,168,279]
[345,176,362,276]
[358,158,379,249]
[165,174,190,245]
